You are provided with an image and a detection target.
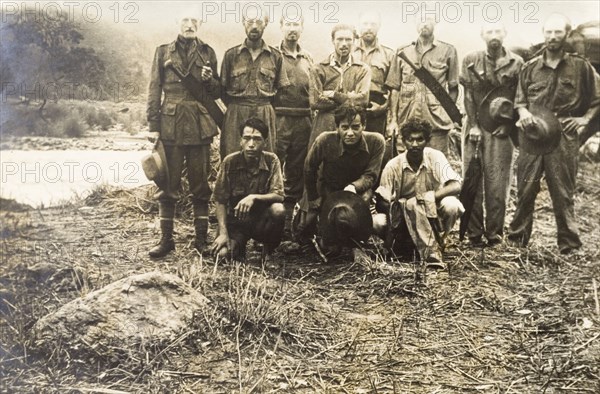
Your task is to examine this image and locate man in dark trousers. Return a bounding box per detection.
[508,14,600,254]
[353,11,396,170]
[211,118,286,261]
[146,10,220,257]
[220,11,289,159]
[274,14,314,233]
[295,106,384,252]
[460,21,523,247]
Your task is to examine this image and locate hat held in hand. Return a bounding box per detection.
[518,104,562,155]
[142,140,169,190]
[478,85,516,133]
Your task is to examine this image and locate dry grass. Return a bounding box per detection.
[1,162,599,393]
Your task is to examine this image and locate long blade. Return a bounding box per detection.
[398,51,463,126]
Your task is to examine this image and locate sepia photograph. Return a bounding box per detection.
[1,0,599,392]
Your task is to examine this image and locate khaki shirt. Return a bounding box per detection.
[353,39,396,96]
[274,43,313,114]
[376,147,462,201]
[220,40,289,101]
[460,48,523,130]
[515,51,600,117]
[386,40,459,130]
[213,151,284,213]
[309,53,371,111]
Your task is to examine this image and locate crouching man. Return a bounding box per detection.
[374,118,464,267]
[211,118,286,260]
[295,106,384,255]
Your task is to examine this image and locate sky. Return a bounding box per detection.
[3,1,599,70]
[100,0,600,61]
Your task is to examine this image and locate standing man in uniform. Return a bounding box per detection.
[146,10,220,257]
[353,11,396,168]
[220,11,289,158]
[386,15,459,155]
[460,21,523,247]
[274,14,314,232]
[353,11,395,135]
[508,14,600,254]
[308,24,371,146]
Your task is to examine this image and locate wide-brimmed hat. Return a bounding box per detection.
[518,104,562,155]
[478,85,517,133]
[319,191,373,247]
[141,140,169,190]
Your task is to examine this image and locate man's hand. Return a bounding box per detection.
[367,101,387,116]
[386,120,398,140]
[561,117,589,135]
[234,195,256,221]
[516,108,537,130]
[201,66,213,82]
[148,131,160,144]
[468,125,482,144]
[308,198,320,211]
[344,184,357,194]
[211,234,230,258]
[492,124,510,138]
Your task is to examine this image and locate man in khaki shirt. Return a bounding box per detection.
[460,22,523,247]
[308,24,371,147]
[386,16,459,155]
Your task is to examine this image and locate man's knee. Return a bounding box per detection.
[267,203,286,220]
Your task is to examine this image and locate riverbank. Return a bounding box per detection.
[1,158,599,392]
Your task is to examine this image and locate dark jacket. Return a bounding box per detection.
[147,37,220,144]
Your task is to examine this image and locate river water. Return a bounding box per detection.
[1,150,152,208]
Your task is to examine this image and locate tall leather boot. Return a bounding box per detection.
[193,202,209,252]
[149,202,176,258]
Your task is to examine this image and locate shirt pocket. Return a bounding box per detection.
[498,70,518,88]
[526,81,546,103]
[230,67,248,92]
[427,60,448,81]
[258,66,276,93]
[160,102,177,140]
[555,77,576,106]
[369,61,387,86]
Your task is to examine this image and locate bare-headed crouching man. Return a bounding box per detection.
[211,118,286,260]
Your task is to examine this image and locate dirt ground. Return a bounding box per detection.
[1,134,599,393]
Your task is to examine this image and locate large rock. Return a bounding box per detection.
[34,271,209,351]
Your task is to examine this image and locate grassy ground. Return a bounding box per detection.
[1,160,599,393]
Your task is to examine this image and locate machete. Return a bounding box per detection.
[397,51,463,126]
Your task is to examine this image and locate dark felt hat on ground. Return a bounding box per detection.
[319,191,373,247]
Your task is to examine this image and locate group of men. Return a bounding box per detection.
[146,8,599,265]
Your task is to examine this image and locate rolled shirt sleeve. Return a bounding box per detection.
[267,155,285,197]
